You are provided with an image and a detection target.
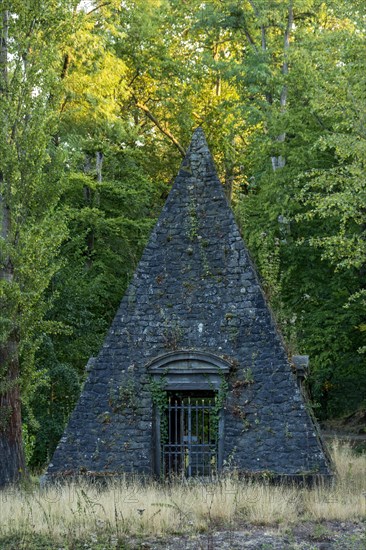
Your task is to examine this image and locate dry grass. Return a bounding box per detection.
[0,440,365,544]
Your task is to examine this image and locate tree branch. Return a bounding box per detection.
[283,1,294,76]
[280,1,294,109]
[86,2,111,16]
[247,0,259,16]
[61,53,70,79]
[134,98,186,157]
[247,0,267,52]
[243,26,258,51]
[127,70,140,88]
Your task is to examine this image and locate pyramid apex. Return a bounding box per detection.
[176,127,216,183]
[193,126,205,136]
[188,127,208,150]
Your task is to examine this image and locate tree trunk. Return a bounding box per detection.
[270,1,293,172]
[213,42,221,97]
[0,337,26,487]
[83,155,94,268]
[247,1,293,171]
[0,184,26,486]
[224,167,234,204]
[83,152,102,268]
[0,8,8,93]
[96,151,103,184]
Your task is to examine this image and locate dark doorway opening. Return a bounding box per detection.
[163,391,218,478]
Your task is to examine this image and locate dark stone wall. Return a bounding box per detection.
[47,129,331,478]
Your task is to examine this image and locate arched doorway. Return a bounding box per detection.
[147,351,230,478]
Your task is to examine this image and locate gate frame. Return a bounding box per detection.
[147,351,230,477]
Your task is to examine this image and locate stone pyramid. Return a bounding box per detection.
[47,128,331,479]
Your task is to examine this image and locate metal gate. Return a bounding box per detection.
[162,395,218,477]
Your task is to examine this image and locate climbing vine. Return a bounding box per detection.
[149,375,169,444]
[210,374,229,441]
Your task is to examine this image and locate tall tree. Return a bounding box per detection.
[25,1,166,467]
[0,0,76,486]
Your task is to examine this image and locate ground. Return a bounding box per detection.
[1,521,365,549]
[145,521,366,549]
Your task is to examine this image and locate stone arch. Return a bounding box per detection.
[147,350,230,390]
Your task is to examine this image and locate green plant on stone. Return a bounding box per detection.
[199,242,211,277]
[163,319,183,350]
[210,375,229,443]
[242,418,251,431]
[243,368,254,385]
[188,202,199,241]
[227,325,239,344]
[98,411,111,424]
[284,422,293,439]
[108,378,138,413]
[149,375,167,412]
[223,445,237,469]
[182,280,195,293]
[149,375,169,445]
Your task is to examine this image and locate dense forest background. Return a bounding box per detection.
[0,0,365,474]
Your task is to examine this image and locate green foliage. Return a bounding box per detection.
[210,376,229,438]
[2,0,366,474]
[0,2,78,480]
[233,0,366,417]
[23,337,80,469]
[21,424,36,467]
[149,376,168,415]
[0,3,71,364]
[149,375,169,446]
